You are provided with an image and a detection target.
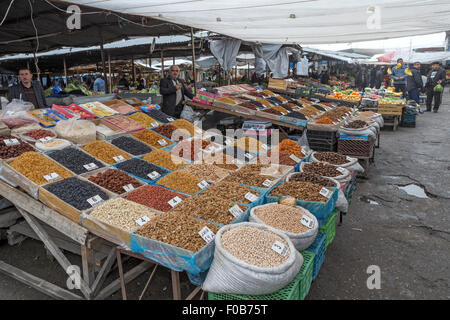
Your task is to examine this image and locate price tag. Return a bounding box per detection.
[158,139,168,146]
[229,205,244,218]
[261,144,268,150]
[301,148,308,156]
[197,180,209,189]
[198,226,215,243]
[319,187,332,199]
[167,117,175,122]
[39,137,53,143]
[4,139,20,146]
[245,192,258,202]
[147,171,161,180]
[262,179,273,187]
[87,195,103,206]
[113,155,125,163]
[136,215,150,226]
[271,241,288,256]
[244,153,254,160]
[289,154,301,163]
[43,172,60,182]
[336,167,345,174]
[301,215,315,229]
[151,122,159,128]
[168,196,182,208]
[83,163,98,171]
[346,156,352,161]
[123,184,135,192]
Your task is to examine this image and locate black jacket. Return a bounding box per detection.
[425,68,446,89]
[406,67,423,91]
[159,76,194,117]
[375,70,384,89]
[7,80,47,108]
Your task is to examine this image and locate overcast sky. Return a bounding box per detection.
[309,32,447,51]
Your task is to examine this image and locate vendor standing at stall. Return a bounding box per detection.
[7,68,47,108]
[160,65,194,118]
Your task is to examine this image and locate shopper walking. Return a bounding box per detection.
[93,74,106,92]
[424,61,446,113]
[160,65,194,118]
[406,62,423,105]
[388,58,411,98]
[7,67,47,108]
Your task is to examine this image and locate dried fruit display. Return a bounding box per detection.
[88,169,142,194]
[269,181,330,202]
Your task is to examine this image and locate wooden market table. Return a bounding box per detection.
[184,101,305,132]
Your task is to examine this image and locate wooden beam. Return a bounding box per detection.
[81,245,96,287]
[91,247,116,297]
[108,53,112,93]
[131,56,136,84]
[190,27,197,94]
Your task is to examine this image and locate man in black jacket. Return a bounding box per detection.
[159,65,194,118]
[425,61,446,112]
[406,62,423,105]
[7,68,47,108]
[375,66,385,89]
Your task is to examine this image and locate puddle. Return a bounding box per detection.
[359,196,380,205]
[397,184,429,199]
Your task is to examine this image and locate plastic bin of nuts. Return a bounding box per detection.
[125,185,189,212]
[81,167,145,195]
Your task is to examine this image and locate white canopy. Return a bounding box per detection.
[68,1,450,44]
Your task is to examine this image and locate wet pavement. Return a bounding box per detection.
[0,93,449,300]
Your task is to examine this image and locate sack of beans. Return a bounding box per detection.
[202,222,303,295]
[249,203,318,250]
[299,161,350,182]
[310,152,364,173]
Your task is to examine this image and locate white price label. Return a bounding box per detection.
[147,171,161,180]
[43,172,60,182]
[158,139,168,146]
[168,196,182,207]
[271,241,288,256]
[262,179,273,187]
[319,187,332,199]
[289,154,301,163]
[301,148,308,156]
[229,205,244,218]
[244,153,254,159]
[261,144,268,150]
[113,155,125,163]
[346,156,352,161]
[151,122,159,128]
[136,215,150,226]
[198,226,215,243]
[4,139,20,146]
[195,128,203,134]
[39,137,53,143]
[83,163,98,171]
[167,117,175,122]
[300,215,314,229]
[336,167,345,174]
[197,180,209,189]
[123,184,135,192]
[245,192,258,202]
[87,195,103,206]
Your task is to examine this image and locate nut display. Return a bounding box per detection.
[201,152,239,171]
[261,108,283,116]
[128,112,161,128]
[47,146,105,174]
[153,124,181,140]
[172,195,247,225]
[115,158,169,180]
[221,164,283,188]
[110,136,152,156]
[201,181,258,204]
[343,120,368,129]
[302,162,342,177]
[9,151,73,185]
[125,185,188,212]
[254,203,315,234]
[82,140,131,165]
[269,181,330,202]
[24,129,55,140]
[142,149,187,171]
[156,171,202,194]
[172,139,212,161]
[89,198,160,232]
[0,134,34,159]
[258,149,297,166]
[44,177,109,211]
[132,129,173,149]
[178,164,229,183]
[223,146,257,163]
[222,225,290,268]
[288,172,337,187]
[234,136,267,153]
[314,152,349,165]
[104,115,144,132]
[285,111,307,120]
[324,106,352,121]
[171,119,201,136]
[88,169,142,194]
[135,212,220,252]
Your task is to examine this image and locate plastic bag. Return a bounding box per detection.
[202,222,303,295]
[336,189,349,212]
[249,203,319,251]
[55,119,96,145]
[35,138,72,152]
[0,99,38,129]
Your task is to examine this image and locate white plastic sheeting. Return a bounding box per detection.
[68,1,450,44]
[360,50,450,64]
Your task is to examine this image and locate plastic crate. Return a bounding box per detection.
[307,130,338,152]
[207,277,300,300]
[400,122,416,128]
[401,113,416,123]
[296,250,315,300]
[305,231,326,280]
[319,210,338,248]
[338,139,374,157]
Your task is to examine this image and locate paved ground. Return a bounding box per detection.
[0,93,449,300]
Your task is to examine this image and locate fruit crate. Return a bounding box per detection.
[338,138,375,157]
[378,103,403,116]
[208,277,300,300]
[296,250,315,300]
[306,130,338,152]
[319,210,338,248]
[305,231,326,280]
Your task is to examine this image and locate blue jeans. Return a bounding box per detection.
[408,88,420,104]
